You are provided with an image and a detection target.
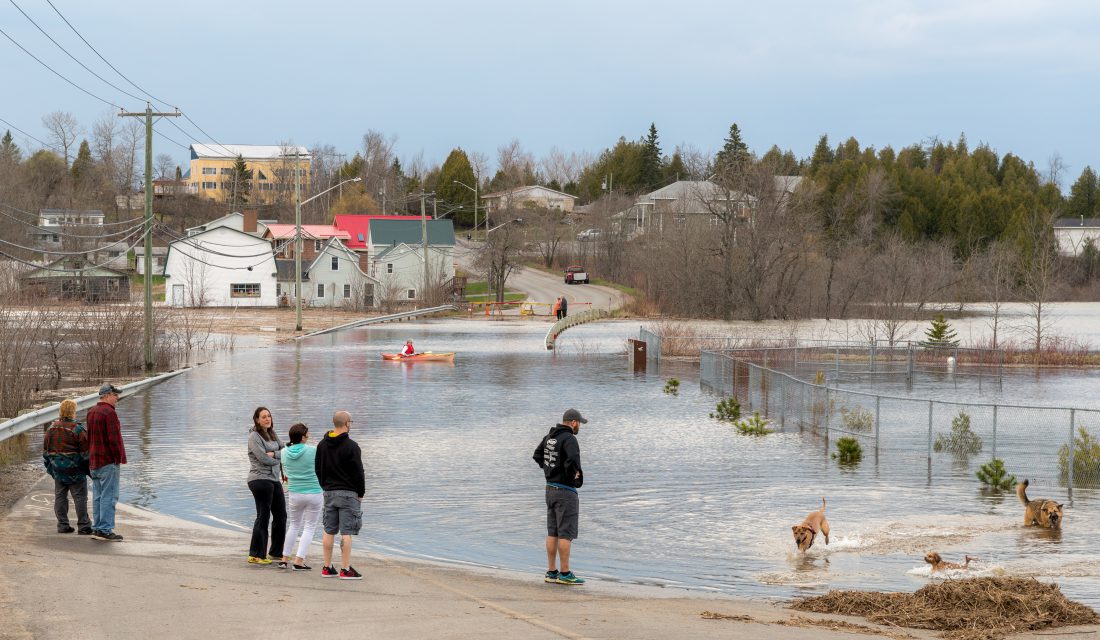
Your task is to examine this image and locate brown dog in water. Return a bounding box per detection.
[792,498,829,552]
[924,552,975,572]
[1016,479,1064,529]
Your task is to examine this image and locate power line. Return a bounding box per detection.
[0,206,148,239]
[0,25,121,109]
[0,226,142,256]
[0,230,147,272]
[0,202,146,226]
[0,115,48,147]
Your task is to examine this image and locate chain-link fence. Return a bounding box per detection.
[701,347,1100,492]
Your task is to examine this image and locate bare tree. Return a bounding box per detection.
[1017,210,1062,358]
[474,217,525,303]
[116,118,144,197]
[155,153,174,179]
[527,205,565,267]
[182,257,212,308]
[495,139,536,189]
[42,111,82,167]
[975,240,1019,348]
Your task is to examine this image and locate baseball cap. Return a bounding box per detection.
[562,408,588,424]
[99,383,121,396]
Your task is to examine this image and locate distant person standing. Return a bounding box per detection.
[533,408,588,585]
[280,423,322,571]
[315,410,365,580]
[559,296,568,319]
[43,399,91,535]
[87,383,126,541]
[246,406,287,565]
[553,297,562,320]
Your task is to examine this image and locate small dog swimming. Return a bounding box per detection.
[924,551,975,572]
[1016,479,1063,529]
[792,498,829,552]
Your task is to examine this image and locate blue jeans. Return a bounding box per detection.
[90,464,120,533]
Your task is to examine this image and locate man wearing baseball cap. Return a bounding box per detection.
[533,408,588,585]
[87,383,126,541]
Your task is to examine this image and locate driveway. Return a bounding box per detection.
[454,239,626,315]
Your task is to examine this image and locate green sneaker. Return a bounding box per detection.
[556,571,585,585]
[544,570,560,583]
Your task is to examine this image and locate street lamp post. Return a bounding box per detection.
[483,218,522,304]
[294,174,362,332]
[452,180,478,240]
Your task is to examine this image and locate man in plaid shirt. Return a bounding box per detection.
[87,383,127,541]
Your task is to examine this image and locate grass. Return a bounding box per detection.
[130,274,166,302]
[463,280,526,303]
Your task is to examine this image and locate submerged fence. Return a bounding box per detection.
[701,346,1099,494]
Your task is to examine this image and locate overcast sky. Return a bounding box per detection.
[2,0,1098,183]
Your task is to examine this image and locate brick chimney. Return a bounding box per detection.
[242,208,258,233]
[358,251,370,273]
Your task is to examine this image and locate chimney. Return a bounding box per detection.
[242,208,258,233]
[358,251,370,272]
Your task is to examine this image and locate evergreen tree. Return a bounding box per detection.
[638,123,663,189]
[714,123,750,173]
[663,151,686,183]
[1066,166,1099,220]
[922,313,960,347]
[226,155,253,208]
[70,139,94,181]
[175,166,182,181]
[435,148,477,226]
[809,134,834,174]
[0,130,21,164]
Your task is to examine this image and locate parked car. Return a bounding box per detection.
[576,228,602,241]
[564,265,589,285]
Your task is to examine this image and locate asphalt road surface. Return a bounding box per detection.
[454,239,625,316]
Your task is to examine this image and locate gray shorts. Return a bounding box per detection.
[322,490,362,536]
[545,486,579,540]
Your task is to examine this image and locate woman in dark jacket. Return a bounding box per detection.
[246,406,287,565]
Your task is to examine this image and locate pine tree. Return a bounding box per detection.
[715,123,750,173]
[638,123,663,189]
[1066,166,1099,220]
[226,155,253,208]
[809,134,834,174]
[0,130,21,164]
[922,313,959,347]
[70,139,94,181]
[663,151,686,182]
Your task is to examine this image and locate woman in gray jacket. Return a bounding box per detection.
[246,406,287,565]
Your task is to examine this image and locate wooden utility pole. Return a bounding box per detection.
[420,193,430,307]
[119,103,180,371]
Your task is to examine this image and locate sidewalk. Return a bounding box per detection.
[0,475,1054,639]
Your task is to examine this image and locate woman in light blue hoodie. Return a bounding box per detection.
[279,423,323,570]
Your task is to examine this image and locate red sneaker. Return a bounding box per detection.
[321,565,338,578]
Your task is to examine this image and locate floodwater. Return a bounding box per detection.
[113,317,1100,606]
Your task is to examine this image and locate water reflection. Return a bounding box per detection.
[111,319,1100,606]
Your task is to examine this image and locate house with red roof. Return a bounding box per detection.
[332,214,422,253]
[262,223,351,264]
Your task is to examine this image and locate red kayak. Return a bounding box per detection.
[381,352,455,362]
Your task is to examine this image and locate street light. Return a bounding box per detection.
[452,180,478,240]
[483,218,522,304]
[294,175,362,332]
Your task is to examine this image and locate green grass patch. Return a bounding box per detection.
[590,277,642,298]
[466,292,526,303]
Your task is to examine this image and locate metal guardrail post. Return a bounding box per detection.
[1068,409,1076,490]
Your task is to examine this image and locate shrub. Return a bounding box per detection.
[922,312,960,348]
[934,410,983,457]
[734,411,773,436]
[840,406,874,433]
[832,437,862,466]
[663,378,680,396]
[976,458,1016,491]
[710,396,742,422]
[1059,426,1100,485]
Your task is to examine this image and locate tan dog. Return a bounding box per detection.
[792,498,829,552]
[1016,479,1063,529]
[924,552,975,572]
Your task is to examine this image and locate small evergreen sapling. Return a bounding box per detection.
[663,378,680,396]
[734,412,773,436]
[976,458,1016,491]
[922,313,960,348]
[1059,426,1100,485]
[833,437,863,466]
[934,410,983,457]
[710,397,742,422]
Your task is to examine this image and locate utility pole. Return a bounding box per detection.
[120,103,180,372]
[420,193,430,308]
[295,152,303,332]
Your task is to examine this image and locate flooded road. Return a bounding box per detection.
[113,318,1100,605]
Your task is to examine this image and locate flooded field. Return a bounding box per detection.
[112,318,1100,606]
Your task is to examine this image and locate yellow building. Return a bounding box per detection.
[186,144,311,204]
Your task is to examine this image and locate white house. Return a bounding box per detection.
[292,239,381,309]
[370,243,455,303]
[481,185,576,214]
[1054,218,1100,256]
[163,226,277,307]
[185,210,269,238]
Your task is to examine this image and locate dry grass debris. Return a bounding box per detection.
[791,578,1098,640]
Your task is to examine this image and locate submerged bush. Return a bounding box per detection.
[710,396,742,422]
[976,458,1016,491]
[934,410,983,457]
[833,437,863,466]
[663,378,680,396]
[1059,426,1100,485]
[840,406,874,433]
[734,411,773,436]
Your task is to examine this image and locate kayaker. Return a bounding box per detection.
[400,339,415,357]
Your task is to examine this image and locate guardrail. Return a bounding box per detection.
[297,305,458,340]
[0,368,190,443]
[545,308,611,350]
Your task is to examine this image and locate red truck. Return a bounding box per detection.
[564,265,589,285]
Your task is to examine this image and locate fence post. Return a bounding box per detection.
[779,375,786,430]
[834,347,840,381]
[734,359,740,399]
[870,340,876,373]
[824,388,831,453]
[1068,409,1076,491]
[927,401,934,481]
[874,395,881,463]
[907,345,915,387]
[991,405,997,461]
[799,383,805,433]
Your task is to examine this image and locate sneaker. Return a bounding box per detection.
[77,528,94,535]
[339,566,362,580]
[99,532,124,542]
[292,563,312,572]
[320,565,338,578]
[556,571,585,585]
[91,531,108,541]
[247,556,273,565]
[276,561,288,569]
[544,570,560,583]
[58,525,75,534]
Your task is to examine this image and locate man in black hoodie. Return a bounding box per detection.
[315,410,365,580]
[533,408,587,585]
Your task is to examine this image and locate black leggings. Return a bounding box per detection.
[247,479,287,558]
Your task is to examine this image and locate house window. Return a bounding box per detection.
[276,283,281,296]
[675,215,686,226]
[357,233,364,242]
[51,234,60,242]
[317,283,325,297]
[230,283,261,298]
[202,181,217,190]
[220,167,233,175]
[202,167,216,175]
[108,251,121,258]
[407,289,416,299]
[386,263,393,274]
[343,284,351,298]
[331,256,339,271]
[711,214,720,226]
[314,240,322,251]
